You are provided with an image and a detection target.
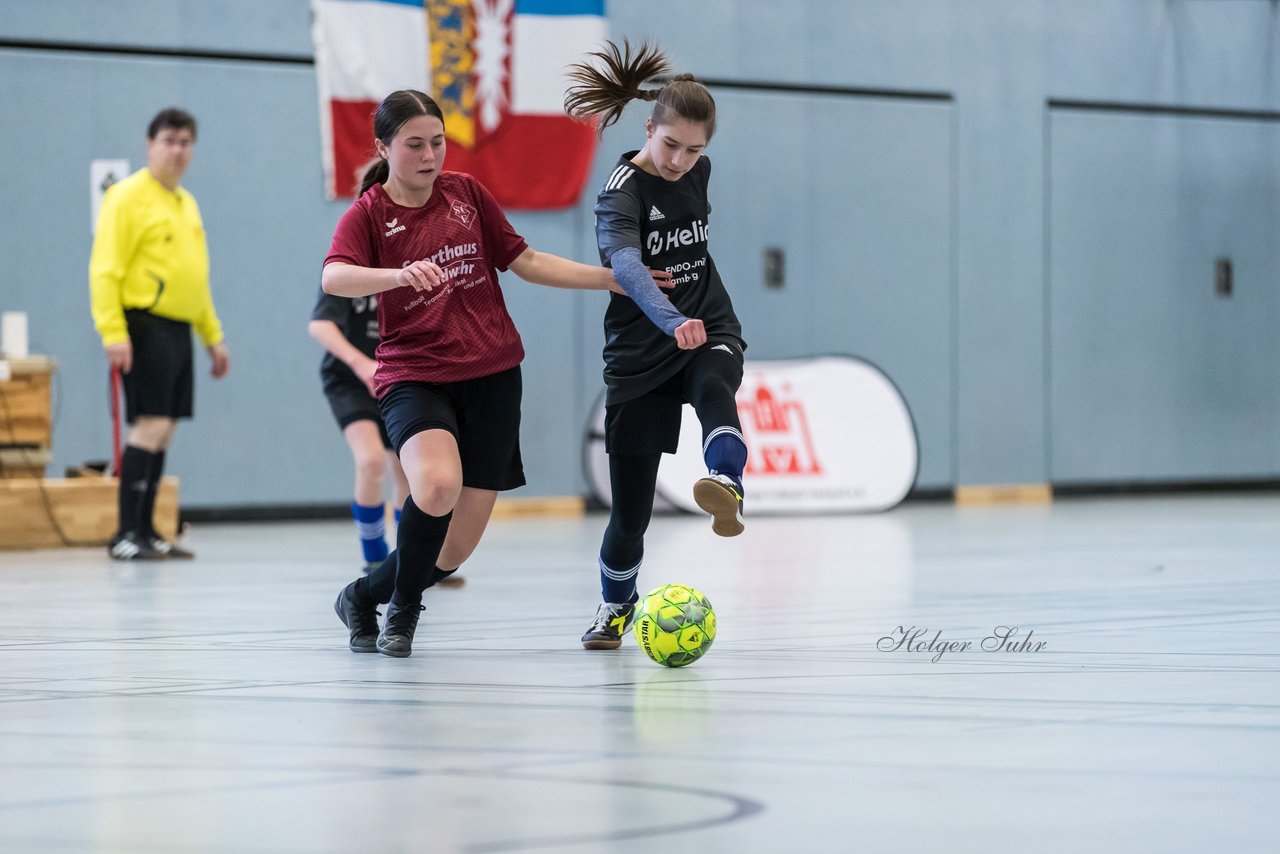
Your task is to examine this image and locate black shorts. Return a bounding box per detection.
[605,343,744,456]
[379,365,525,491]
[122,310,193,424]
[323,378,392,449]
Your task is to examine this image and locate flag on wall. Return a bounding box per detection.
[312,0,605,209]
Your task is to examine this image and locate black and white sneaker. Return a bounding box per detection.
[377,595,424,658]
[334,583,381,653]
[108,532,167,561]
[693,473,745,537]
[581,602,636,650]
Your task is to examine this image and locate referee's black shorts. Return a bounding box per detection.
[122,309,194,424]
[379,365,525,492]
[322,377,392,449]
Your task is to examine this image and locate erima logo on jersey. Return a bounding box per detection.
[646,219,709,255]
[649,206,664,221]
[385,217,406,238]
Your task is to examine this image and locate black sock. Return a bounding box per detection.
[356,551,397,605]
[392,498,452,604]
[116,446,156,539]
[141,450,166,539]
[427,566,458,588]
[358,556,455,606]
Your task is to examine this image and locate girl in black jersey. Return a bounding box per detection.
[308,290,466,586]
[566,41,750,650]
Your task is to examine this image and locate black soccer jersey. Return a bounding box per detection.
[311,287,380,391]
[594,151,744,405]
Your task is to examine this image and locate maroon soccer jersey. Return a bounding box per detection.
[324,173,529,394]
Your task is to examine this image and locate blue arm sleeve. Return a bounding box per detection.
[610,247,687,336]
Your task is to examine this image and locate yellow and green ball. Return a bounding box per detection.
[634,584,716,667]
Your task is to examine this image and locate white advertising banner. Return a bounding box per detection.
[584,356,919,514]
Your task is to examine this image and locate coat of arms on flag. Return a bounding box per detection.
[312,0,605,209]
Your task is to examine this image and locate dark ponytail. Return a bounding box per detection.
[357,159,390,197]
[357,89,446,195]
[564,40,716,139]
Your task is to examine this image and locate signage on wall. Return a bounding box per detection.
[90,159,129,233]
[584,356,919,514]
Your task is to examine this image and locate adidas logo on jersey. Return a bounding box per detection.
[648,206,665,221]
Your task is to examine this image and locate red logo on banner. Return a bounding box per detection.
[739,380,824,476]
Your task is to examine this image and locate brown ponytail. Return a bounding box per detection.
[565,39,716,139]
[358,158,390,197]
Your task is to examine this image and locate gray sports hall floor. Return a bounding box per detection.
[2,495,1278,853]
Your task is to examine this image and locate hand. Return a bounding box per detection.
[353,356,379,397]
[207,342,230,378]
[105,341,133,374]
[397,259,445,292]
[674,318,706,350]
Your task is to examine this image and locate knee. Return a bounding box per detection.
[606,510,650,547]
[128,418,174,452]
[354,455,385,488]
[409,470,463,516]
[690,371,734,406]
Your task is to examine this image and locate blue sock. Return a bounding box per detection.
[703,428,747,487]
[599,553,640,605]
[351,502,388,563]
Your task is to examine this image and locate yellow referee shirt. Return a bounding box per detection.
[89,168,224,347]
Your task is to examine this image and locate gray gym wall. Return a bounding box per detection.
[1,1,1277,509]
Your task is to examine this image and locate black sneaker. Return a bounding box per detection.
[693,473,745,537]
[581,602,636,650]
[377,595,424,658]
[148,537,195,559]
[108,532,167,561]
[334,583,381,653]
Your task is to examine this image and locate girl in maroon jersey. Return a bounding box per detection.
[328,89,670,657]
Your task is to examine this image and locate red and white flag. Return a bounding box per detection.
[312,0,605,209]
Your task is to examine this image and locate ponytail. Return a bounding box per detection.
[565,40,716,139]
[564,39,672,132]
[358,158,390,197]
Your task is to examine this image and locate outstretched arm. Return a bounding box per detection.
[508,246,674,292]
[507,247,617,290]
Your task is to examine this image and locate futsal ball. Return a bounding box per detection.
[634,584,716,667]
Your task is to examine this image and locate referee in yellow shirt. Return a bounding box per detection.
[89,108,230,561]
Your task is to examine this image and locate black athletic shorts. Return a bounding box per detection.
[379,365,525,491]
[122,309,194,424]
[605,342,744,456]
[323,378,392,449]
